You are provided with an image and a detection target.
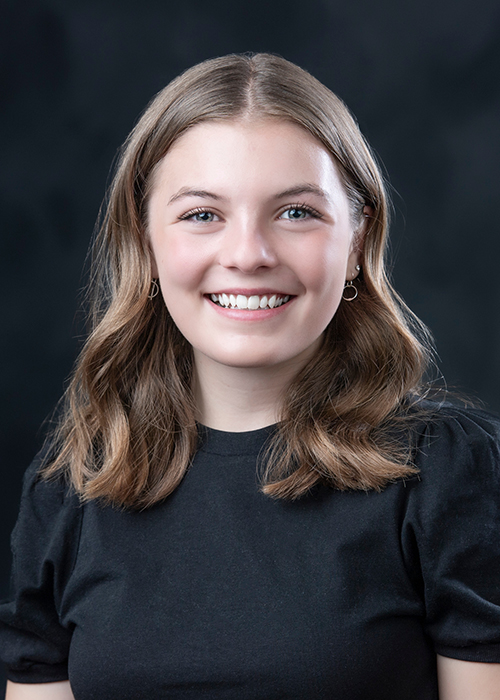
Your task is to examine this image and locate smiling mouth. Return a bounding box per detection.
[209,293,291,310]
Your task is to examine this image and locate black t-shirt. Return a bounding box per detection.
[1,405,500,699]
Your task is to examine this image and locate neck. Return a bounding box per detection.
[193,352,310,432]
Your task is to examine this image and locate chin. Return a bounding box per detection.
[205,346,315,371]
[217,355,288,369]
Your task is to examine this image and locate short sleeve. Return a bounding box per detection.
[404,406,500,661]
[0,446,83,682]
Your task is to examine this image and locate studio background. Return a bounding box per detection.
[1,0,499,691]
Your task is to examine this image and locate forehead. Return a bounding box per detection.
[167,118,324,154]
[150,119,345,198]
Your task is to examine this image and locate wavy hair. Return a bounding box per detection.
[44,53,433,507]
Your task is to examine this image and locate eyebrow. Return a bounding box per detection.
[168,188,226,205]
[272,184,331,202]
[167,183,331,206]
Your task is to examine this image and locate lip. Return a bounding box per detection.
[206,289,293,296]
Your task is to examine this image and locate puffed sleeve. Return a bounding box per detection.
[403,406,500,661]
[0,446,83,682]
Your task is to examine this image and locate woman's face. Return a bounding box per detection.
[148,119,363,374]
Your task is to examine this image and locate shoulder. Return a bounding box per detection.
[401,400,500,537]
[11,442,83,579]
[17,442,80,516]
[417,399,500,436]
[0,445,81,682]
[410,400,500,475]
[397,402,500,658]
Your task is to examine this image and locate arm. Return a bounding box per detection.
[5,681,75,700]
[437,655,500,700]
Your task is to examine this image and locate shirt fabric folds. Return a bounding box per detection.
[1,403,500,699]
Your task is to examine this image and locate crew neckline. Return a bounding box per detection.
[197,423,277,456]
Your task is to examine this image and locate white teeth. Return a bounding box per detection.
[210,293,291,310]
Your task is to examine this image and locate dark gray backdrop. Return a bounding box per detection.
[1,0,499,691]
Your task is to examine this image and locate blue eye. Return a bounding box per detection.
[279,204,321,220]
[192,211,215,222]
[282,208,308,220]
[179,209,218,223]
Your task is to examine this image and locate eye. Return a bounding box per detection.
[278,204,322,221]
[178,208,220,223]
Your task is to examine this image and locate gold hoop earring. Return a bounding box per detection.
[342,280,358,301]
[148,279,159,299]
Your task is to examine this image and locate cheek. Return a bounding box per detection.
[294,238,349,295]
[155,236,210,292]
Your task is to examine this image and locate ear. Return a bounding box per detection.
[148,241,159,278]
[347,205,372,280]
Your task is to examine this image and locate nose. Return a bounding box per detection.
[219,219,278,274]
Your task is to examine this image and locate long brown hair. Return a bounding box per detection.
[44,53,433,507]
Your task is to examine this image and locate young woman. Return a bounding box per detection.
[1,53,499,700]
